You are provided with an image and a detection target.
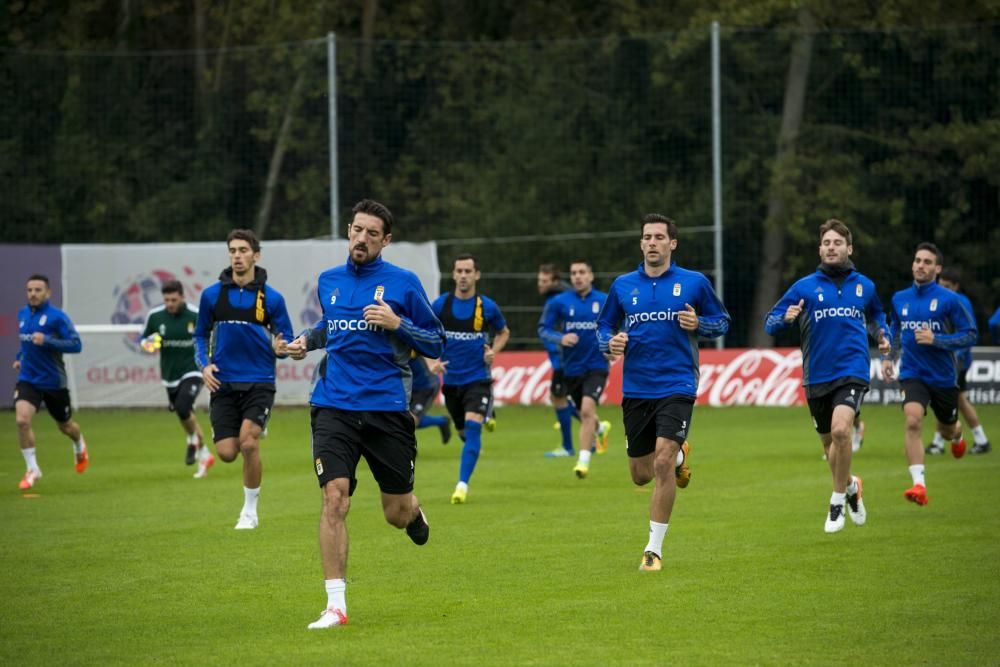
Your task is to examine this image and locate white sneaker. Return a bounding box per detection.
[18,468,42,490]
[544,448,573,458]
[235,512,258,530]
[824,504,845,533]
[308,607,348,629]
[846,476,866,526]
[193,453,215,479]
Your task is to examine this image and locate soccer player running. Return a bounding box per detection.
[598,215,729,571]
[539,259,612,479]
[537,264,575,456]
[930,268,991,455]
[141,279,215,477]
[13,274,89,489]
[193,229,293,529]
[765,219,890,533]
[432,254,510,504]
[281,199,444,629]
[882,244,978,506]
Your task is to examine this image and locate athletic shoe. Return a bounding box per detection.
[74,440,89,474]
[846,476,866,526]
[639,551,662,572]
[544,448,573,458]
[925,443,945,455]
[675,441,691,489]
[185,443,197,466]
[485,417,497,432]
[597,420,612,454]
[951,438,967,459]
[235,512,259,529]
[852,420,865,453]
[307,608,348,629]
[970,441,992,455]
[450,485,467,504]
[552,421,561,430]
[193,453,215,479]
[824,504,845,533]
[904,484,929,506]
[18,469,42,490]
[405,506,430,545]
[439,420,452,445]
[573,461,589,479]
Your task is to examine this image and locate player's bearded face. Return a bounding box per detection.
[348,213,390,264]
[819,231,851,267]
[911,250,940,284]
[26,281,49,306]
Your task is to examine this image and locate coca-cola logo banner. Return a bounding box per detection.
[490,348,1000,407]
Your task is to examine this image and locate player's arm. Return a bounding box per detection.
[537,299,566,347]
[267,290,295,359]
[865,290,891,355]
[694,279,731,339]
[45,313,83,353]
[193,289,216,370]
[928,297,978,350]
[764,286,801,335]
[597,284,626,356]
[393,280,445,359]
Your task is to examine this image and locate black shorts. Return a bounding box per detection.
[807,383,867,434]
[549,369,568,399]
[622,395,694,458]
[901,379,959,425]
[14,381,72,423]
[311,407,417,495]
[209,382,275,441]
[409,386,439,421]
[167,377,203,420]
[565,369,609,408]
[957,366,968,392]
[442,380,493,426]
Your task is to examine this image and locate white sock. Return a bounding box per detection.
[644,521,668,558]
[932,431,946,447]
[199,444,211,461]
[73,437,86,454]
[455,481,468,493]
[578,449,592,466]
[21,447,39,472]
[243,486,260,515]
[909,465,925,487]
[830,491,846,506]
[186,432,197,445]
[325,578,346,613]
[846,477,858,495]
[972,425,988,445]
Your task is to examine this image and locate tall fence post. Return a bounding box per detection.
[327,32,340,238]
[711,21,725,348]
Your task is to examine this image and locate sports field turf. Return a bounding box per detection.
[1,403,998,665]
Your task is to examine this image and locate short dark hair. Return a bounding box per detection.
[454,253,479,271]
[641,213,678,241]
[939,267,961,284]
[27,274,50,287]
[537,263,560,281]
[569,259,593,271]
[819,219,852,246]
[227,228,260,253]
[916,241,943,266]
[161,279,184,295]
[352,198,394,235]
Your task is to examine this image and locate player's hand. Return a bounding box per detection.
[881,359,895,381]
[31,332,45,345]
[915,326,935,345]
[784,299,805,323]
[12,360,20,371]
[202,364,221,392]
[561,332,579,347]
[483,345,496,366]
[678,303,699,331]
[877,332,891,356]
[363,296,401,331]
[272,332,288,356]
[426,358,448,375]
[286,335,308,360]
[608,332,629,356]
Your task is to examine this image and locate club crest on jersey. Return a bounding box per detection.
[374,285,384,301]
[39,315,47,326]
[592,301,600,314]
[930,298,938,312]
[673,283,681,296]
[856,284,863,297]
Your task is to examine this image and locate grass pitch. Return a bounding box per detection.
[1,403,998,665]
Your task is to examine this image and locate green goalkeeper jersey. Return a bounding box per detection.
[142,303,201,387]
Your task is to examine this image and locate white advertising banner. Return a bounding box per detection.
[62,240,440,407]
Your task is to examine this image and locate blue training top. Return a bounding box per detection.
[17,301,82,390]
[194,266,293,384]
[431,292,507,387]
[888,281,977,388]
[598,262,729,399]
[539,286,566,371]
[538,288,609,376]
[308,256,444,412]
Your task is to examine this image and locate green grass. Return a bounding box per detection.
[2,404,999,666]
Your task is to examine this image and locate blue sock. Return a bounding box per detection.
[556,406,574,453]
[459,420,483,484]
[418,415,448,430]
